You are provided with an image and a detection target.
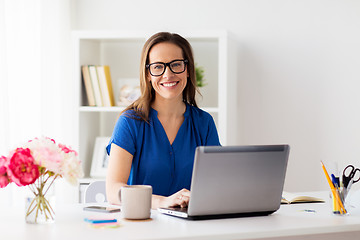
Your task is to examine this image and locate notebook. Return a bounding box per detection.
[158,145,290,220]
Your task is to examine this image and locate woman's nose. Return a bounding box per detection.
[162,65,174,78]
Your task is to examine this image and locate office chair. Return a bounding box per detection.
[84,180,107,203]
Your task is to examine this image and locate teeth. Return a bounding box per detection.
[162,82,177,87]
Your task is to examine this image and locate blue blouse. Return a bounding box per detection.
[106,103,220,196]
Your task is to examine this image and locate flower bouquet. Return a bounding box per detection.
[0,137,83,224]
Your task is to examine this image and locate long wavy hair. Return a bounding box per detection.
[122,32,198,122]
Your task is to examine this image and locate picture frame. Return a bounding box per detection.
[90,137,111,178]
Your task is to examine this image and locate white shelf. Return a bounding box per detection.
[79,106,125,112]
[79,106,219,113]
[72,30,237,180]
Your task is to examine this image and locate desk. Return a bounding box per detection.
[1,192,360,240]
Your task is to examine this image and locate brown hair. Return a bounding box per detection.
[122,32,198,121]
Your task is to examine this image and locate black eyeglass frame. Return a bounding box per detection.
[146,59,188,77]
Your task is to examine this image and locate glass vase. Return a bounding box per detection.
[25,194,55,224]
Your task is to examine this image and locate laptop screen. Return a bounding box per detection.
[188,145,290,216]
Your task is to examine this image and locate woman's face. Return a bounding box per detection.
[147,42,187,103]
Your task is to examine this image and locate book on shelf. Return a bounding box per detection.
[103,66,116,107]
[96,65,115,107]
[81,66,96,106]
[281,191,325,204]
[88,65,103,107]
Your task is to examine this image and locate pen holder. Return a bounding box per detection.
[329,190,347,215]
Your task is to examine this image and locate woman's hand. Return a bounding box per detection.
[154,189,191,209]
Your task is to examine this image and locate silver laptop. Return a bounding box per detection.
[158,145,290,220]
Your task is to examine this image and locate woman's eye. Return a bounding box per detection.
[153,65,163,70]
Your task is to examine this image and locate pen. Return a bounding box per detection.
[320,161,346,214]
[331,174,340,187]
[299,209,316,213]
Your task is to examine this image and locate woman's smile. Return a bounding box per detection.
[161,81,179,88]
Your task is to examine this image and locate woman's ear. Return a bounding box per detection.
[146,74,152,83]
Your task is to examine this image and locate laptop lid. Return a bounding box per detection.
[159,145,289,219]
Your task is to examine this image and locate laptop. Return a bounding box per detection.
[158,145,290,220]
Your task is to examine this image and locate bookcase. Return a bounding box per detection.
[72,30,237,196]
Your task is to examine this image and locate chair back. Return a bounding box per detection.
[84,180,107,203]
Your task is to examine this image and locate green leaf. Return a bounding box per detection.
[195,64,206,87]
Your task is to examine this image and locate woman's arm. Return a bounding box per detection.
[106,143,133,205]
[106,143,191,209]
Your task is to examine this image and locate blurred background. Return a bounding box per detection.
[1,0,360,204]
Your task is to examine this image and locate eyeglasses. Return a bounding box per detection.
[146,59,188,77]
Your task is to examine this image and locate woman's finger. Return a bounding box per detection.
[177,194,189,208]
[181,191,190,197]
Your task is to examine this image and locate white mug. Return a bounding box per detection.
[121,185,152,219]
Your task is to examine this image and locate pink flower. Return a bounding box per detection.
[7,148,39,186]
[58,144,78,156]
[25,137,63,174]
[0,137,83,190]
[60,150,83,185]
[0,156,10,188]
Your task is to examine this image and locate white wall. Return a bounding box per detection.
[0,0,79,205]
[70,0,360,192]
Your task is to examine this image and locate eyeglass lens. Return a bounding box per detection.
[148,60,186,76]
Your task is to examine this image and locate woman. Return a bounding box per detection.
[106,32,220,209]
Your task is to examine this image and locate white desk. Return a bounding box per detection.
[1,192,360,240]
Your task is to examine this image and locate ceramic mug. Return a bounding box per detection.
[121,185,152,219]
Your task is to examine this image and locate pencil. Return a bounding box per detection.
[320,161,346,214]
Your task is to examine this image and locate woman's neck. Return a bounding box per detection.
[152,98,186,118]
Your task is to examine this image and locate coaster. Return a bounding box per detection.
[123,218,153,222]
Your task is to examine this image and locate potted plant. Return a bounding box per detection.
[195,64,206,87]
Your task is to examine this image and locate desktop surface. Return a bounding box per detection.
[1,192,360,240]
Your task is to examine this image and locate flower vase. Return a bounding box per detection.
[25,193,55,224]
[0,136,83,224]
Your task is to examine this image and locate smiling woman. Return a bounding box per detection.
[105,32,221,210]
